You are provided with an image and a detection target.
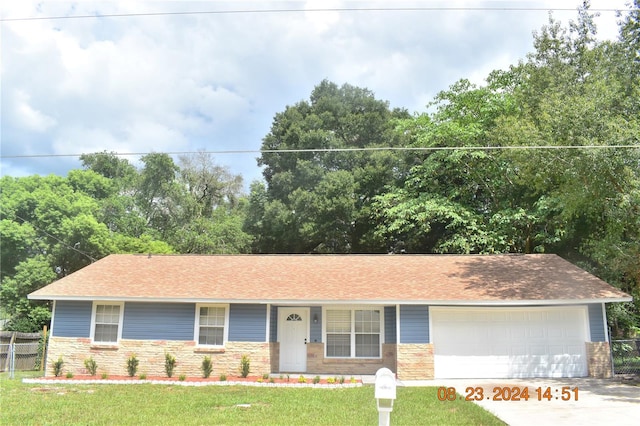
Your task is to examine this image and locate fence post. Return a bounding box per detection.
[41,326,48,372]
[9,343,15,379]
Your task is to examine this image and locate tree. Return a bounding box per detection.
[249,80,410,253]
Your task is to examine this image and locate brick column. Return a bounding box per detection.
[396,343,434,380]
[586,341,612,378]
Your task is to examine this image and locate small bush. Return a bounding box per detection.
[338,376,345,384]
[350,376,357,383]
[165,353,176,378]
[298,375,306,383]
[201,356,213,379]
[269,377,275,383]
[239,354,250,378]
[313,375,320,384]
[101,372,108,379]
[52,356,64,377]
[327,377,335,384]
[178,374,186,381]
[66,372,74,379]
[139,373,147,380]
[262,373,269,380]
[84,357,98,376]
[219,373,227,381]
[126,354,139,377]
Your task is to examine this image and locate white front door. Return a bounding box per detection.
[278,307,309,372]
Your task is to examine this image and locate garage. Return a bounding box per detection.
[431,306,589,379]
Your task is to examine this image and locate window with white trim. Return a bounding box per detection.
[325,308,382,358]
[92,303,123,343]
[196,305,227,346]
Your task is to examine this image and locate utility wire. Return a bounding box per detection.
[4,211,97,263]
[1,6,635,22]
[1,145,639,159]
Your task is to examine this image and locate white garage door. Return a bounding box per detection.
[431,307,589,379]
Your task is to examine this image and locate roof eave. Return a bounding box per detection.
[28,295,633,305]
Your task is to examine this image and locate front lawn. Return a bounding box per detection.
[1,372,504,425]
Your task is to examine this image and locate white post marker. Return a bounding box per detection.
[374,368,397,426]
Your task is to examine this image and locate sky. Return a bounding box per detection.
[0,0,632,189]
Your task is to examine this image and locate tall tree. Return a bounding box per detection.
[248,80,410,253]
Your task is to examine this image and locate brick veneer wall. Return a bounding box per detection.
[45,336,272,378]
[303,343,397,375]
[396,343,434,380]
[586,341,612,378]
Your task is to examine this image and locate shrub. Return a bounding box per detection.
[101,372,108,379]
[262,373,269,380]
[269,377,275,383]
[239,355,250,378]
[298,375,306,383]
[66,372,74,379]
[84,357,98,376]
[165,353,176,378]
[178,374,186,381]
[219,373,227,381]
[52,356,64,377]
[139,373,147,380]
[327,377,335,384]
[338,376,345,384]
[126,354,139,377]
[201,356,213,379]
[313,375,320,384]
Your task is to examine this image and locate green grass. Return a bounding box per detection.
[1,372,504,425]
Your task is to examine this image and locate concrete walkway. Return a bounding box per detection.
[397,378,640,426]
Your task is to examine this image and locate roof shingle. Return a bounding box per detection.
[28,254,631,304]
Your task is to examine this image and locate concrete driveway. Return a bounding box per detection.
[399,378,640,426]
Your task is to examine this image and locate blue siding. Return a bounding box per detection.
[269,306,278,342]
[384,306,396,344]
[400,305,430,343]
[122,303,194,341]
[310,306,322,343]
[229,304,267,342]
[52,301,92,338]
[588,303,606,342]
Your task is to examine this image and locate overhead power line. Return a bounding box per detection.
[1,6,634,22]
[2,145,639,160]
[4,211,97,263]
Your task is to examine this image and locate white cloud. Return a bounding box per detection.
[1,0,632,184]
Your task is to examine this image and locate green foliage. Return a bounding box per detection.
[239,355,250,378]
[52,357,64,377]
[312,375,320,384]
[297,375,306,383]
[139,373,147,380]
[165,353,176,378]
[249,79,410,253]
[201,356,213,379]
[178,374,186,381]
[219,373,227,381]
[66,372,74,379]
[126,354,139,377]
[84,357,98,376]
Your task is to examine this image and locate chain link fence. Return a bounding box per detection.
[611,339,640,375]
[0,332,43,377]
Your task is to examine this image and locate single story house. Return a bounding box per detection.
[29,254,631,380]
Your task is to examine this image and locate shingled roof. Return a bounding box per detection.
[28,254,630,305]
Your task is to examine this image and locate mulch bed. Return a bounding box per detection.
[23,375,363,387]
